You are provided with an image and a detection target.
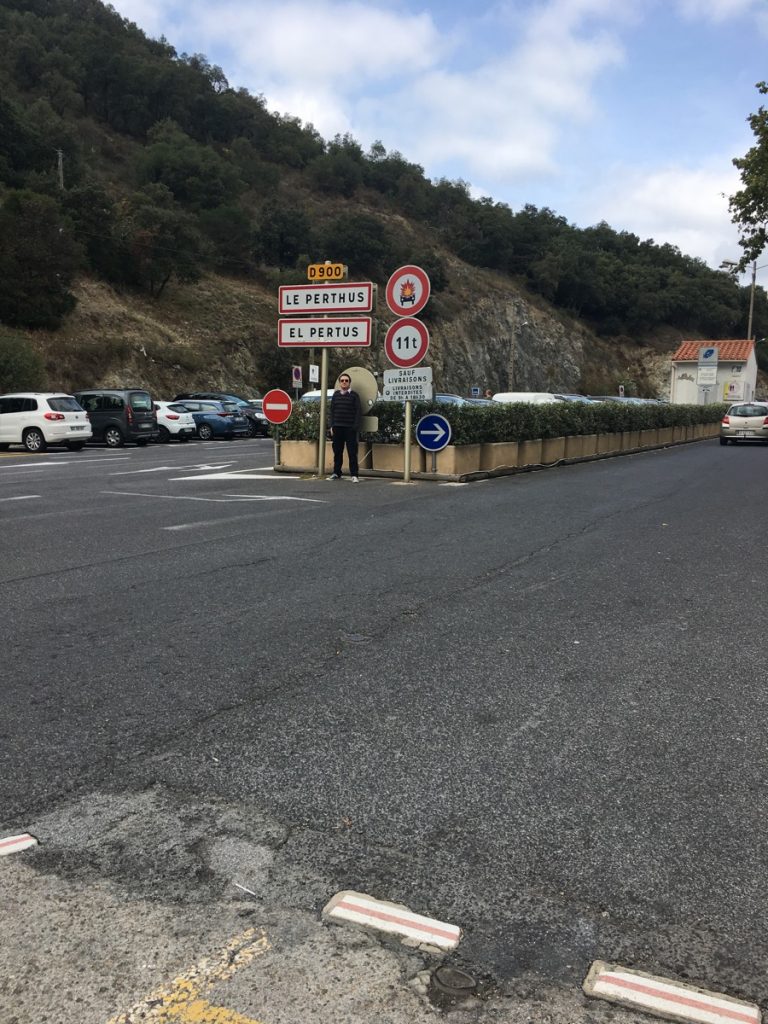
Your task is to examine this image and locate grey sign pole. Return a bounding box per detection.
[403,400,413,483]
[317,349,329,479]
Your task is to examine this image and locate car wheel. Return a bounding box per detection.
[23,428,46,453]
[104,426,124,448]
[67,441,85,451]
[157,425,171,443]
[198,423,214,441]
[246,420,257,438]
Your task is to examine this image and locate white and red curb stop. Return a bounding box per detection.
[583,961,761,1024]
[323,890,461,953]
[0,833,38,857]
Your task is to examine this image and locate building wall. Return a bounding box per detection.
[670,353,757,404]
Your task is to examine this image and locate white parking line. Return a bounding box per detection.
[163,515,262,531]
[172,472,291,481]
[109,466,177,476]
[224,493,324,502]
[0,495,40,502]
[583,962,761,1024]
[102,490,313,504]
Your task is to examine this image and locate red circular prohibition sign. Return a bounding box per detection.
[385,264,431,317]
[262,388,293,424]
[384,318,430,368]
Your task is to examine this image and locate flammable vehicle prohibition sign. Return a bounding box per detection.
[415,413,451,452]
[384,317,430,368]
[262,389,293,425]
[386,265,431,316]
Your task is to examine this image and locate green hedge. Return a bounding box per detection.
[281,400,727,445]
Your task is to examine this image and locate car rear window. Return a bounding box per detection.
[48,397,82,412]
[168,404,190,414]
[129,392,152,411]
[222,402,239,412]
[729,405,768,417]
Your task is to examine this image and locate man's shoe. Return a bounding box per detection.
[349,476,360,483]
[327,473,341,480]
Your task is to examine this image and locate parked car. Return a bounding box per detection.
[719,402,768,445]
[434,393,470,406]
[152,401,197,442]
[174,399,250,440]
[300,390,336,402]
[492,392,562,404]
[174,392,265,437]
[0,393,92,452]
[466,397,495,406]
[73,388,159,447]
[553,393,599,404]
[244,399,271,436]
[589,395,658,404]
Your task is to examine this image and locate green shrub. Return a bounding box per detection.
[0,332,45,391]
[280,398,727,445]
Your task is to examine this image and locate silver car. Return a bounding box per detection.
[719,402,768,445]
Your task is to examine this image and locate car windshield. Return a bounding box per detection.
[48,397,82,412]
[730,404,767,417]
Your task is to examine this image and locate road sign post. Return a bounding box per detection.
[262,389,293,466]
[416,414,451,474]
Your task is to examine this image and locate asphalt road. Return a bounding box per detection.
[2,434,767,1023]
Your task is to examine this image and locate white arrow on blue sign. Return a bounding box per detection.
[415,413,452,452]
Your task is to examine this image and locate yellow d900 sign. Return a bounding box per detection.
[307,262,347,281]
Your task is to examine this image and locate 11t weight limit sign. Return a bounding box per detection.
[384,317,430,368]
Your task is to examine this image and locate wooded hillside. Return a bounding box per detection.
[0,0,764,396]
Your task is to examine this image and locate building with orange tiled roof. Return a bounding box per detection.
[669,340,756,404]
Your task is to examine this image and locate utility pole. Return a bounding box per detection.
[747,260,756,341]
[56,148,64,190]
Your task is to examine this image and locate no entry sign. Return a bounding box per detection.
[262,389,293,425]
[386,265,430,316]
[384,317,430,368]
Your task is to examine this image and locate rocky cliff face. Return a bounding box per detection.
[24,257,674,400]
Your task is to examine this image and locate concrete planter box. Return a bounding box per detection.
[672,426,685,443]
[564,435,586,459]
[435,444,481,476]
[279,439,372,473]
[597,432,620,454]
[480,441,519,470]
[371,443,424,473]
[658,427,674,444]
[580,434,598,457]
[519,439,543,466]
[541,437,566,463]
[640,428,659,446]
[620,430,639,450]
[278,439,316,469]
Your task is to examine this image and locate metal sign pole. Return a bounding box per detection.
[403,400,412,483]
[273,424,281,466]
[317,349,329,478]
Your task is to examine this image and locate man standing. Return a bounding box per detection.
[328,373,362,482]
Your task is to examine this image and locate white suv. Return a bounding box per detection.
[0,393,92,452]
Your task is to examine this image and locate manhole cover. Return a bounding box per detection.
[428,965,477,1009]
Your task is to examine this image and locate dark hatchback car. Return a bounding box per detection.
[174,391,267,437]
[73,388,159,447]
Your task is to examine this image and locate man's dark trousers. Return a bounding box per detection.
[332,426,359,476]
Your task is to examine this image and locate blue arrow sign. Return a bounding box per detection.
[415,413,452,452]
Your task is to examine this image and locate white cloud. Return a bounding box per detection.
[576,161,744,267]
[677,0,761,22]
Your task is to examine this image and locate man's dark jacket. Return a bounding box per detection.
[330,389,362,431]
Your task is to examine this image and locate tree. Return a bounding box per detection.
[319,213,397,278]
[730,81,768,265]
[115,184,208,297]
[0,190,81,329]
[0,332,45,391]
[257,202,311,268]
[137,119,242,209]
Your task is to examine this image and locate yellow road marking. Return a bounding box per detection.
[108,928,270,1024]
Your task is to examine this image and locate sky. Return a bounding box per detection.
[110,0,768,291]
